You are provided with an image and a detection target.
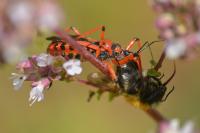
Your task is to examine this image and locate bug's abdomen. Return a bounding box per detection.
[47,41,80,58]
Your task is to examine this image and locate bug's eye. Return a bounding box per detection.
[123,50,130,56]
[113,51,120,57]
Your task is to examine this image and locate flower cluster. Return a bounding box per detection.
[158,119,198,133]
[11,53,82,106]
[0,0,64,64]
[151,0,200,59]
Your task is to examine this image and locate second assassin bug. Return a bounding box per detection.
[47,26,175,106]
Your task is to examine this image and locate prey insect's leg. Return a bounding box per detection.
[163,62,176,86]
[161,86,175,102]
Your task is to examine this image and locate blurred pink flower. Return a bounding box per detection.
[151,0,200,59]
[0,0,65,64]
[36,0,64,32]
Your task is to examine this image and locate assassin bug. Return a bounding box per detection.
[50,26,175,106]
[47,26,117,80]
[101,37,175,105]
[47,26,113,60]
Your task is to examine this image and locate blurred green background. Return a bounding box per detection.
[1,0,200,133]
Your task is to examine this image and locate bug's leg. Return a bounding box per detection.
[65,27,71,32]
[126,38,143,75]
[103,61,117,81]
[99,26,105,46]
[65,26,81,35]
[81,25,105,37]
[126,37,142,62]
[159,74,165,80]
[126,38,142,52]
[71,27,81,35]
[161,86,174,102]
[77,25,106,42]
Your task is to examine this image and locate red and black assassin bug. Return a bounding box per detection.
[48,26,176,106]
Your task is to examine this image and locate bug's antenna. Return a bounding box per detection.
[136,40,164,54]
[136,41,148,54]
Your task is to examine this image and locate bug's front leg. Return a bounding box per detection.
[103,61,117,81]
[126,37,143,75]
[126,37,142,52]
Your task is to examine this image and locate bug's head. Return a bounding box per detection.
[111,43,123,58]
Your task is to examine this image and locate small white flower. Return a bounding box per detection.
[165,39,187,59]
[10,73,27,90]
[160,119,195,133]
[29,82,44,106]
[36,53,53,67]
[63,59,82,76]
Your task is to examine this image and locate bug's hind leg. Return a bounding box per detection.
[80,25,105,38]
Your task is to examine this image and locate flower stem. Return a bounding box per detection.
[76,78,118,92]
[154,51,166,71]
[145,108,168,123]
